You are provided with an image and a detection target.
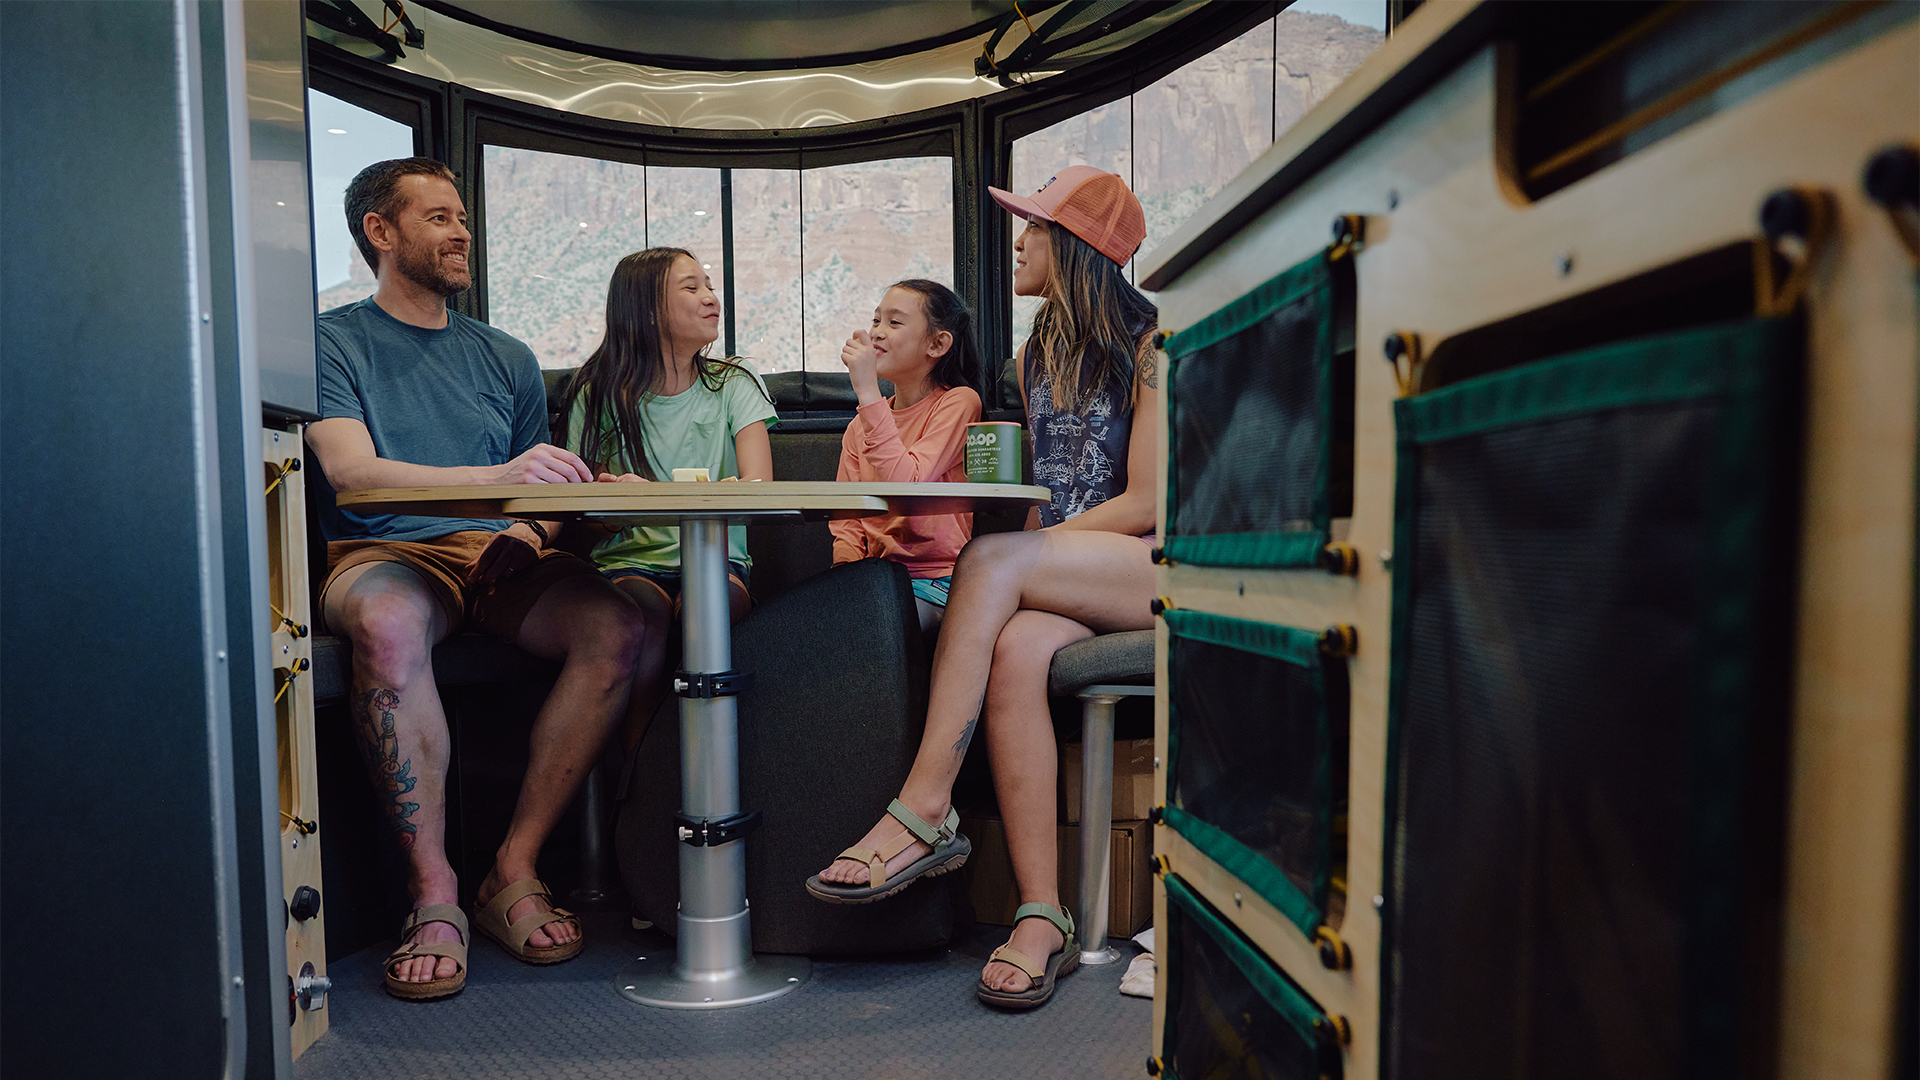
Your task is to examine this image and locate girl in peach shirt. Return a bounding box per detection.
[829,279,984,636]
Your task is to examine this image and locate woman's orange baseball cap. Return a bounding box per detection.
[989,165,1146,268]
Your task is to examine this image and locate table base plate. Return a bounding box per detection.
[615,952,810,1009]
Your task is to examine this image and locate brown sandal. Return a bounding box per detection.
[383,904,469,1000]
[474,878,584,964]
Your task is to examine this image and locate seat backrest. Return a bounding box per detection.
[745,429,843,601]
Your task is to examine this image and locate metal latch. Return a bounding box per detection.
[295,961,331,1012]
[674,809,764,847]
[672,669,752,698]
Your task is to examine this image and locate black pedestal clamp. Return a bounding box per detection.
[675,809,764,847]
[673,669,752,698]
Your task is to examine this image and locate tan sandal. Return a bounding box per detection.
[977,902,1078,1010]
[804,799,972,904]
[474,878,584,964]
[383,904,469,1000]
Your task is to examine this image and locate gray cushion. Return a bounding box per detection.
[744,429,847,602]
[1048,629,1155,696]
[763,370,891,413]
[617,557,959,955]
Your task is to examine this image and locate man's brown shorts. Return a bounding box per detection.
[320,530,602,642]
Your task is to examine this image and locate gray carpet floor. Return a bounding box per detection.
[293,911,1152,1079]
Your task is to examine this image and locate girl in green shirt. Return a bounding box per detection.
[556,246,776,765]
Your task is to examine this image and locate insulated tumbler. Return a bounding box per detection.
[964,421,1023,484]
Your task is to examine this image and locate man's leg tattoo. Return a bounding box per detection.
[355,687,420,851]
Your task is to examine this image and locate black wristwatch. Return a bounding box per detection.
[512,518,549,547]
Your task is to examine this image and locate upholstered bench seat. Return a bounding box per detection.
[309,633,561,707]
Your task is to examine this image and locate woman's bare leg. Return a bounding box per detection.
[978,610,1094,991]
[817,530,1154,885]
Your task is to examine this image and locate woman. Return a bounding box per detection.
[808,167,1158,1010]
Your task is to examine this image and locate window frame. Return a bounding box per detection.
[458,88,968,382]
[306,0,1311,395]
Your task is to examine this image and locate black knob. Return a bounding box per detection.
[1384,331,1413,362]
[1864,145,1919,211]
[1149,545,1167,565]
[289,885,322,922]
[1760,188,1812,241]
[1149,597,1165,616]
[1330,213,1365,246]
[1146,1058,1163,1077]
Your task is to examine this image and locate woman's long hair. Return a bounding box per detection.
[1028,224,1158,414]
[558,247,767,480]
[889,278,982,392]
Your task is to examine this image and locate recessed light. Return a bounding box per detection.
[579,222,588,228]
[702,263,712,269]
[693,210,707,216]
[326,128,346,134]
[276,201,285,206]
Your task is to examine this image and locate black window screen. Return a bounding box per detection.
[1161,873,1341,1080]
[1164,248,1355,568]
[1383,317,1800,1080]
[1164,610,1348,937]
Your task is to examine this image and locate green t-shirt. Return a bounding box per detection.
[565,364,778,573]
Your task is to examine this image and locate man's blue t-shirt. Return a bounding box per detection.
[314,297,547,543]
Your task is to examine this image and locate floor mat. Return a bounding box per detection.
[294,911,1152,1079]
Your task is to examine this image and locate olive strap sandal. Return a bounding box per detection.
[977,902,1079,1010]
[474,878,585,964]
[383,904,469,1001]
[805,799,972,904]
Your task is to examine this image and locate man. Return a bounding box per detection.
[308,157,645,1000]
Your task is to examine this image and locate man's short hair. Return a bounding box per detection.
[345,157,458,273]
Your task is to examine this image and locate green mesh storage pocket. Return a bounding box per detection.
[1163,249,1355,568]
[1164,610,1348,937]
[1382,317,1800,1080]
[1159,873,1344,1080]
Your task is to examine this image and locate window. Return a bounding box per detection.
[1005,3,1384,357]
[481,147,649,370]
[730,169,803,373]
[308,89,416,312]
[800,157,955,378]
[481,145,953,376]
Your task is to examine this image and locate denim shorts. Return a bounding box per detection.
[910,575,952,607]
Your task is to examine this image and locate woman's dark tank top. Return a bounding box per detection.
[1024,324,1149,527]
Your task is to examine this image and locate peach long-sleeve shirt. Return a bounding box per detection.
[830,385,982,578]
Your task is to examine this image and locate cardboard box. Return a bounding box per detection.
[1059,738,1157,823]
[960,815,1154,940]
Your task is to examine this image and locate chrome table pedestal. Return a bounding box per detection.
[615,516,809,1008]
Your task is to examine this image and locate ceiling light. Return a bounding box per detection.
[579,222,588,228]
[326,128,346,134]
[693,210,707,216]
[276,201,285,206]
[702,263,712,269]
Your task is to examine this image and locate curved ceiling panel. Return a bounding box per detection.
[314,1,1212,131]
[418,0,1026,70]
